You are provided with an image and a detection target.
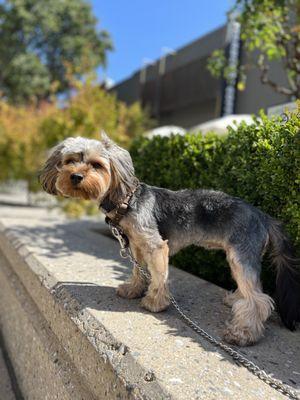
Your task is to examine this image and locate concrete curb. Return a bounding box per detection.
[0,205,299,399]
[0,345,17,400]
[0,225,169,399]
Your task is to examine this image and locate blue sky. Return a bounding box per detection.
[92,1,234,85]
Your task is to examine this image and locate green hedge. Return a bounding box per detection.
[130,112,300,293]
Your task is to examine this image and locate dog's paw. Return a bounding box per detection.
[117,282,144,299]
[223,291,235,307]
[223,290,242,308]
[140,293,170,313]
[223,325,256,347]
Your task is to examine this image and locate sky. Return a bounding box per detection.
[92,1,234,85]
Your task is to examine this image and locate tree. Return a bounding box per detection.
[0,100,57,200]
[0,0,112,104]
[39,81,153,150]
[207,0,300,98]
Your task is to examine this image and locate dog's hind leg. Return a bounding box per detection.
[140,240,170,312]
[223,247,274,346]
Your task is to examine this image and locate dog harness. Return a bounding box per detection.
[100,181,140,228]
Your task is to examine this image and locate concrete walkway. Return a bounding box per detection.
[0,204,299,399]
[0,347,17,400]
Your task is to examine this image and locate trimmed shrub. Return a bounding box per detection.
[130,112,300,293]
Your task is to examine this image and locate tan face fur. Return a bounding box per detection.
[55,150,111,201]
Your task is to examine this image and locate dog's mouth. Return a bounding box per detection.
[56,178,106,201]
[58,185,98,200]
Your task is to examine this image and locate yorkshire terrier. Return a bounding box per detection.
[39,133,300,346]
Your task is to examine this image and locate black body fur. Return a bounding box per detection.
[125,183,300,330]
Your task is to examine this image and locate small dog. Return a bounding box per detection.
[40,133,300,346]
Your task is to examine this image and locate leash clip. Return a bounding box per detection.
[110,223,129,250]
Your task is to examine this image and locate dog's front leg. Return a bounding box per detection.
[117,245,147,299]
[140,240,170,312]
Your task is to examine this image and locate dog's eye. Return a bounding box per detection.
[65,159,75,165]
[91,162,102,169]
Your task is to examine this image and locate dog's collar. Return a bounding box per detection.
[100,182,140,226]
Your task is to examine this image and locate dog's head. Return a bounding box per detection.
[39,133,136,203]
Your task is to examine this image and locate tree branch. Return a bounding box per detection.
[258,63,295,96]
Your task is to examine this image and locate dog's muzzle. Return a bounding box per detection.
[70,173,83,186]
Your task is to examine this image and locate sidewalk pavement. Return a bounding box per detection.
[0,347,16,400]
[0,203,299,399]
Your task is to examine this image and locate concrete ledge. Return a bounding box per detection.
[0,346,17,400]
[0,205,299,399]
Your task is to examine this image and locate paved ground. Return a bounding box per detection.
[0,347,17,400]
[0,202,299,399]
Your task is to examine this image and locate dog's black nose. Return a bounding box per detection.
[70,173,83,185]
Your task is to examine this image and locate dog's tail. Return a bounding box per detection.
[268,218,300,330]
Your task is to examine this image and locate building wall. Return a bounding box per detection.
[235,54,290,114]
[110,24,292,128]
[112,72,140,105]
[110,26,227,128]
[159,99,218,128]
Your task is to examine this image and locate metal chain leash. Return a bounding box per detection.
[109,222,300,399]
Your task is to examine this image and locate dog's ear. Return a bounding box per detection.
[39,142,65,195]
[101,131,136,202]
[100,130,113,148]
